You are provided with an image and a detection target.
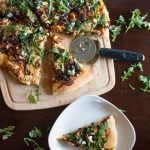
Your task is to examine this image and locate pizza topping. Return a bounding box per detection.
[62,121,109,149]
[0,22,46,70]
[0,0,38,25]
[52,47,82,85]
[29,0,107,34]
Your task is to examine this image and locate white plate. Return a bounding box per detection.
[48,95,136,150]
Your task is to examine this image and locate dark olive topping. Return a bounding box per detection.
[52,47,81,85]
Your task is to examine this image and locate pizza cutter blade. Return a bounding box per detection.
[69,36,145,63]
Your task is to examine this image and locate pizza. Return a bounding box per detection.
[51,35,93,94]
[0,0,110,94]
[0,0,39,25]
[0,20,47,85]
[58,115,117,150]
[25,0,109,35]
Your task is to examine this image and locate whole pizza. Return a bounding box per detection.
[0,0,110,94]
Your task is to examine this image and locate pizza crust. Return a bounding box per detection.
[104,115,117,150]
[0,52,41,85]
[53,66,93,95]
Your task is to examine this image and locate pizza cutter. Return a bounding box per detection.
[69,36,145,63]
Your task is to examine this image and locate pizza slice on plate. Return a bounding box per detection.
[58,115,117,150]
[27,0,109,35]
[50,35,93,94]
[0,20,47,85]
[0,0,39,25]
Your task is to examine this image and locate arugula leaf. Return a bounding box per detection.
[126,9,150,32]
[27,9,36,22]
[121,62,143,81]
[96,122,108,148]
[57,0,70,13]
[35,86,41,101]
[10,0,29,12]
[29,127,42,138]
[97,13,106,28]
[0,126,15,140]
[138,75,150,92]
[24,127,44,150]
[48,0,52,17]
[109,15,126,42]
[121,66,134,81]
[10,0,13,7]
[28,86,41,103]
[52,47,68,62]
[28,91,37,104]
[109,25,121,42]
[110,9,150,42]
[116,15,126,25]
[24,138,44,150]
[136,62,143,71]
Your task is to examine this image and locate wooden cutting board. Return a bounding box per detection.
[0,29,115,110]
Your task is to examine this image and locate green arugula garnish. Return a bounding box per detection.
[109,25,121,42]
[121,66,134,81]
[35,86,41,101]
[10,0,13,7]
[29,127,42,138]
[28,86,41,103]
[126,9,150,32]
[96,122,108,149]
[110,9,150,42]
[116,15,126,25]
[97,13,106,28]
[9,0,29,11]
[24,138,44,150]
[48,0,52,17]
[121,62,143,81]
[24,127,44,150]
[109,15,126,42]
[138,75,150,92]
[27,9,36,23]
[136,62,143,71]
[0,126,15,140]
[57,0,70,13]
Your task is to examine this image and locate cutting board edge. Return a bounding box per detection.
[0,58,115,111]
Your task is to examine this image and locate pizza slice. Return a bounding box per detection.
[0,0,39,25]
[0,20,47,85]
[27,0,109,35]
[50,35,93,94]
[58,115,117,150]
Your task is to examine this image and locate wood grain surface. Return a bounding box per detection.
[0,0,150,149]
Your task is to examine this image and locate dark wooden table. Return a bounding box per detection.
[0,0,150,149]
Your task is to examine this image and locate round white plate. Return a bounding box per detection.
[48,95,136,150]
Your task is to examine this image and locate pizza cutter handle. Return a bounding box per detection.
[100,48,145,61]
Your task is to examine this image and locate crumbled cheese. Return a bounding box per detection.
[42,1,48,5]
[88,136,93,143]
[82,141,86,145]
[93,18,97,23]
